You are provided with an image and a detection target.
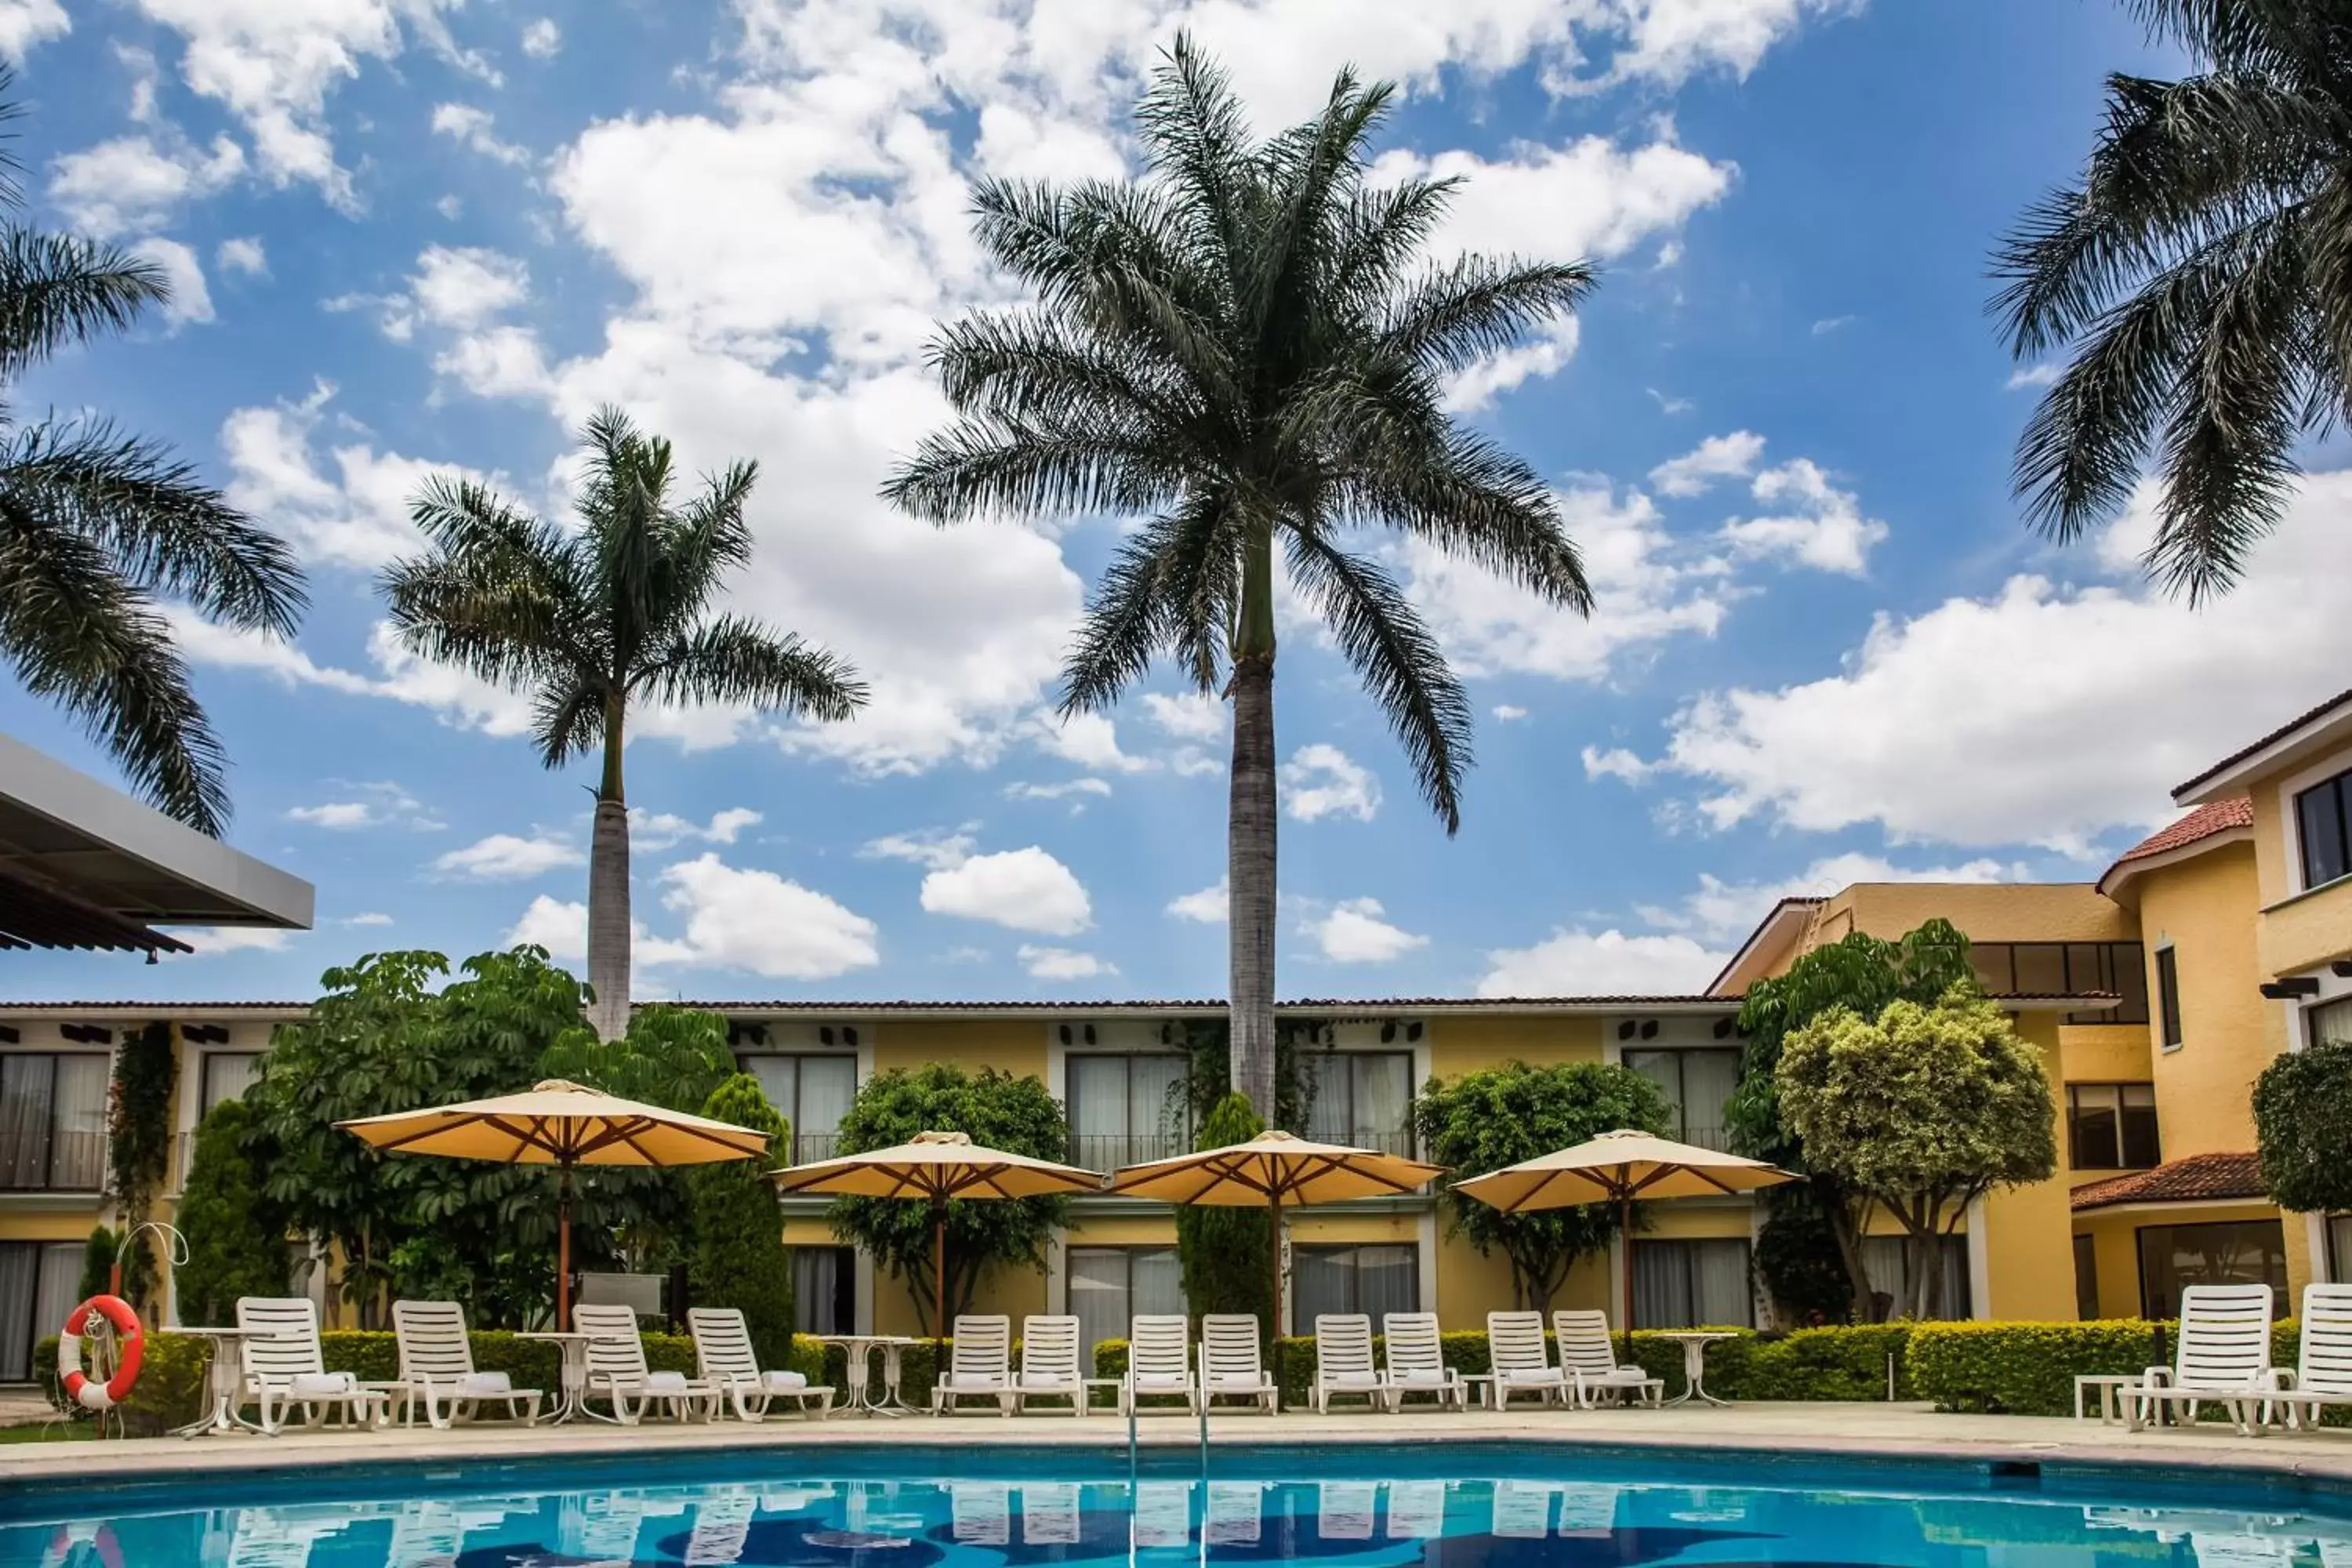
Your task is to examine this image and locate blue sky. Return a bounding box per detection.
[8,0,2349,1007]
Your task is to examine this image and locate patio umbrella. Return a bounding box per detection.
[769,1130,1105,1334]
[1106,1130,1445,1356]
[1452,1128,1798,1356]
[336,1078,771,1330]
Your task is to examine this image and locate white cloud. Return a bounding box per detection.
[1282,743,1381,824]
[1555,0,1864,91]
[431,103,532,168]
[1648,388,1696,416]
[1006,778,1114,804]
[48,132,243,238]
[409,245,528,327]
[507,894,588,956]
[1019,944,1118,981]
[432,832,583,880]
[1030,710,1152,774]
[1141,691,1228,743]
[1646,470,2352,851]
[216,236,268,277]
[165,925,297,957]
[1581,745,1654,785]
[2008,362,2063,390]
[1478,928,1727,997]
[652,853,880,979]
[519,17,561,58]
[0,0,67,60]
[1720,458,1888,576]
[343,912,395,927]
[920,846,1092,935]
[1443,321,1581,414]
[285,782,439,832]
[1810,314,1856,336]
[129,238,212,326]
[861,826,977,873]
[1493,704,1530,721]
[631,807,763,849]
[218,382,476,569]
[286,802,372,829]
[1649,430,1764,498]
[1167,878,1228,924]
[1638,852,2020,946]
[1302,898,1428,964]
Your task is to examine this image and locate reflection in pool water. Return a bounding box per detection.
[9,1471,2352,1568]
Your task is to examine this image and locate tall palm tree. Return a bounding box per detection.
[383,409,868,1038]
[1994,0,2352,602]
[0,73,304,836]
[884,40,1593,1119]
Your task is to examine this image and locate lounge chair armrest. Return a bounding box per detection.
[2140,1367,2171,1387]
[2265,1369,2297,1390]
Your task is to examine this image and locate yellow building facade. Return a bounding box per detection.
[6,690,2350,1375]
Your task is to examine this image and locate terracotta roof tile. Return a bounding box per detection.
[2176,686,2352,800]
[2113,798,2254,866]
[2070,1151,2267,1212]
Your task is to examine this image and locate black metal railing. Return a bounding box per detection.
[1068,1131,1190,1171]
[791,1131,845,1165]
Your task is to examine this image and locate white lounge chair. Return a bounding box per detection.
[1206,1482,1268,1545]
[1382,1312,1465,1410]
[574,1302,717,1424]
[1386,1481,1446,1539]
[388,1300,541,1428]
[235,1297,391,1432]
[933,1314,1014,1415]
[1199,1313,1278,1414]
[1552,1309,1663,1409]
[2124,1283,2274,1436]
[2265,1283,2352,1432]
[688,1308,833,1421]
[1122,1314,1198,1415]
[1310,1314,1390,1413]
[952,1485,1011,1544]
[1485,1311,1570,1410]
[1022,1484,1080,1545]
[1318,1483,1377,1541]
[1013,1314,1086,1416]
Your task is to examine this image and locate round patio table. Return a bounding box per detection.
[172,1326,294,1439]
[1651,1330,1740,1406]
[517,1330,631,1425]
[816,1334,923,1416]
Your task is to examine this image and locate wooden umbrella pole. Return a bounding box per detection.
[933,1199,947,1341]
[1619,1191,1635,1365]
[558,1163,574,1334]
[1269,1190,1283,1410]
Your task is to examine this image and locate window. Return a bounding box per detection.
[0,1054,107,1191]
[2066,1083,2161,1170]
[738,1054,858,1163]
[1303,1053,1414,1156]
[2138,1220,2287,1320]
[1065,1054,1189,1168]
[200,1051,262,1116]
[1067,1246,1183,1359]
[1622,1049,1743,1152]
[2074,1235,2100,1320]
[2157,947,2184,1051]
[2309,996,2352,1051]
[1292,1244,1419,1327]
[1860,1236,1970,1320]
[2296,768,2352,891]
[1632,1239,1751,1328]
[793,1246,855,1336]
[0,1240,83,1383]
[1966,942,2149,1025]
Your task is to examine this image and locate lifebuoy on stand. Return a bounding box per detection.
[56,1294,142,1414]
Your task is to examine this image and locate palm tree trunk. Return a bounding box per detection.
[586,700,632,1040]
[1229,528,1279,1123]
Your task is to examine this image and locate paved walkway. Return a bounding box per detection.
[10,1402,2352,1488]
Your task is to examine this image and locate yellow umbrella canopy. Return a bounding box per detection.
[1453,1128,1798,1351]
[1108,1130,1444,1350]
[337,1078,772,1328]
[770,1131,1105,1331]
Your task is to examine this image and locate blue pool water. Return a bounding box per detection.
[8,1443,2352,1567]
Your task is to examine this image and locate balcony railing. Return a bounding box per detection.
[792,1131,846,1166]
[1305,1125,1417,1159]
[1677,1123,1733,1154]
[1068,1132,1191,1171]
[0,1129,107,1194]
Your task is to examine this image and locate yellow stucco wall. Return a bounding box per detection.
[1816,882,2136,946]
[2241,742,2352,975]
[1426,1014,1602,1078]
[2135,841,2269,1157]
[871,1020,1049,1081]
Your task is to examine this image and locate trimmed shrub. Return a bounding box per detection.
[1177,1094,1272,1334]
[688,1074,795,1369]
[1908,1319,2193,1414]
[174,1099,290,1324]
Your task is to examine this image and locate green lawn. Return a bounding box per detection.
[0,1422,96,1443]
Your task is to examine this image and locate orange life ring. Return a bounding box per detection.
[57,1294,142,1411]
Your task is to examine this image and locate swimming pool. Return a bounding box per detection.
[8,1443,2352,1566]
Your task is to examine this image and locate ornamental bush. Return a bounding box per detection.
[688,1073,795,1368]
[1175,1094,1272,1335]
[1897,1319,2304,1415]
[173,1099,290,1326]
[2255,1040,2352,1214]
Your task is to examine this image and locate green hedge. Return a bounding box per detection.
[1904,1319,2316,1417]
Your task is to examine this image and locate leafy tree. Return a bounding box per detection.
[245,947,589,1327]
[382,410,867,1040]
[1175,1093,1272,1334]
[826,1063,1072,1334]
[688,1074,795,1368]
[884,38,1593,1120]
[1776,994,2056,1320]
[1991,2,2352,602]
[0,70,307,835]
[2254,1040,2352,1213]
[1413,1061,1671,1312]
[104,1021,175,1316]
[1726,919,1976,1320]
[172,1098,289,1324]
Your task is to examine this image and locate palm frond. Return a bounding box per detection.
[531,675,610,771]
[1134,33,1254,273]
[385,476,597,692]
[0,232,167,379]
[882,418,1184,524]
[1381,256,1597,373]
[1058,492,1237,713]
[637,615,868,722]
[1282,530,1473,833]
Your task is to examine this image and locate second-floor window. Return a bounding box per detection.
[2310,996,2352,1050]
[1967,942,2149,1025]
[2296,766,2352,892]
[738,1054,857,1163]
[201,1052,262,1116]
[1065,1053,1189,1168]
[2067,1082,2160,1170]
[0,1053,108,1191]
[1623,1047,1741,1152]
[1304,1051,1414,1156]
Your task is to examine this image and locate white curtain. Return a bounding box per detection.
[1633,1241,1751,1328]
[743,1056,797,1121]
[1632,1243,1682,1328]
[1356,1246,1417,1321]
[0,1244,33,1381]
[201,1052,261,1116]
[0,1055,53,1188]
[1068,1249,1129,1363]
[797,1058,856,1158]
[1128,1055,1188,1159]
[2312,997,2352,1049]
[1294,1249,1350,1324]
[34,1242,78,1355]
[50,1055,107,1190]
[1305,1057,1348,1145]
[1066,1058,1130,1164]
[1132,1247,1183,1318]
[1863,1236,1970,1319]
[1680,1052,1742,1150]
[1353,1057,1412,1152]
[793,1247,844,1334]
[1690,1240,1751,1327]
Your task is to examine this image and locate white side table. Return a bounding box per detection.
[2075,1374,2140,1424]
[1651,1331,1738,1406]
[172,1327,291,1439]
[517,1330,628,1425]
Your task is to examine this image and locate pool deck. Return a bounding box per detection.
[12,1401,2352,1488]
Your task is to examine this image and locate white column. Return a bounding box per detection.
[1416,1208,1439,1320]
[1965,1196,1992,1320]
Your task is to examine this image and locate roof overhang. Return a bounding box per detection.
[2176,687,2352,804]
[0,730,313,953]
[1707,897,1824,998]
[2096,826,2255,901]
